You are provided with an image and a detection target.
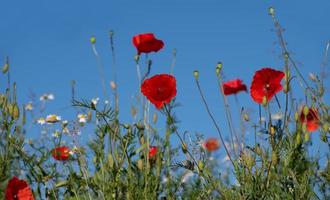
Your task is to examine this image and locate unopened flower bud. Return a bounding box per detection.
[90,36,96,44]
[110,81,116,90]
[137,159,144,170]
[152,113,158,124]
[309,73,317,82]
[271,151,278,165]
[2,63,9,74]
[303,106,309,116]
[193,70,199,79]
[268,7,275,16]
[322,123,329,132]
[134,55,140,62]
[304,132,310,142]
[243,113,249,122]
[296,132,301,145]
[181,143,188,154]
[294,112,299,121]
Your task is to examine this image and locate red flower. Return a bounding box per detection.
[149,146,158,158]
[203,138,220,152]
[250,68,285,104]
[132,33,164,54]
[222,79,247,95]
[300,107,320,132]
[5,176,34,200]
[141,74,177,109]
[51,146,70,161]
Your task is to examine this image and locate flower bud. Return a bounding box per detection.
[152,113,158,124]
[134,55,140,62]
[304,132,310,142]
[268,7,275,16]
[181,142,188,154]
[270,126,276,136]
[193,70,199,79]
[294,112,299,121]
[296,132,301,145]
[2,63,9,74]
[90,36,96,44]
[322,123,329,132]
[110,81,117,90]
[303,106,309,116]
[87,111,92,122]
[308,73,317,82]
[243,113,249,122]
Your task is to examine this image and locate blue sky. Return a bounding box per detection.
[1,0,329,163]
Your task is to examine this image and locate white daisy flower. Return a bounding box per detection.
[45,114,61,123]
[40,93,55,101]
[25,102,33,111]
[77,114,87,124]
[37,118,46,125]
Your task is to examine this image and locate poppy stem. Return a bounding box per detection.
[91,44,108,100]
[194,79,235,167]
[109,30,119,115]
[216,72,240,157]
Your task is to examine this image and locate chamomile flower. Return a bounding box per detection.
[77,114,87,124]
[40,93,54,101]
[25,102,33,111]
[45,114,61,123]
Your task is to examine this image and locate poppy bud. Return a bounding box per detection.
[217,62,223,70]
[294,112,299,121]
[243,113,249,122]
[304,132,310,142]
[283,52,289,60]
[303,106,309,116]
[193,70,199,79]
[270,126,276,136]
[296,132,301,145]
[181,142,188,154]
[322,123,329,132]
[90,36,96,44]
[302,122,307,133]
[268,7,275,16]
[2,63,9,74]
[198,160,204,170]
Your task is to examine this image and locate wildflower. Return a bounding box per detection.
[52,130,61,138]
[300,106,319,132]
[5,176,34,200]
[39,93,54,101]
[149,146,158,158]
[203,138,220,152]
[132,33,164,55]
[77,114,87,124]
[45,114,61,123]
[51,146,70,161]
[222,79,247,95]
[141,74,177,109]
[37,118,46,125]
[91,98,99,106]
[24,102,33,111]
[250,68,284,104]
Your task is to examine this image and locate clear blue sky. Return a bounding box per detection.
[1,0,329,163]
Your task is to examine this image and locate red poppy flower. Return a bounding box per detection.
[51,146,70,161]
[132,33,164,54]
[300,107,319,132]
[222,79,247,95]
[203,138,220,152]
[141,74,177,109]
[250,68,285,104]
[5,176,34,200]
[149,146,158,158]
